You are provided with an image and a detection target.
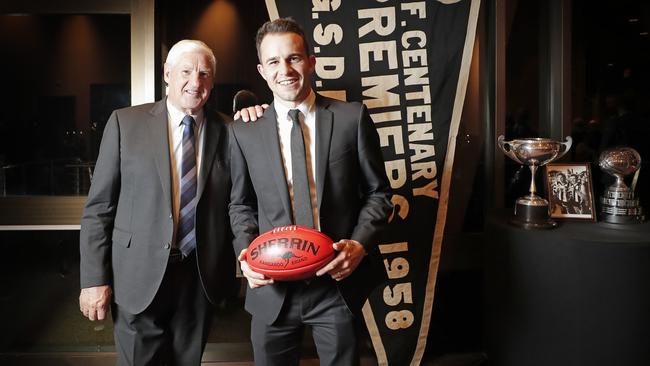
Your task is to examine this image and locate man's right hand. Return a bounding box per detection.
[238,249,274,288]
[79,285,112,321]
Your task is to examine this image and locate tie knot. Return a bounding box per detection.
[181,115,195,127]
[288,109,300,124]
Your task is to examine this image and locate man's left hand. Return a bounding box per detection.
[316,239,366,281]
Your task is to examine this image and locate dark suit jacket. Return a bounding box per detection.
[229,94,392,324]
[80,99,235,314]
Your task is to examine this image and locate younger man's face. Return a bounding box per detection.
[257,32,316,107]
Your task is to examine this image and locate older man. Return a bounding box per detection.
[79,40,234,365]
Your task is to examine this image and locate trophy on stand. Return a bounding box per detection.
[498,136,572,229]
[598,147,645,224]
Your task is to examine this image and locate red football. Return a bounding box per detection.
[245,225,335,281]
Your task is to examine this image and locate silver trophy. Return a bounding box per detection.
[498,136,572,229]
[598,147,645,224]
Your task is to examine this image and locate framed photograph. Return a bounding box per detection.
[545,163,596,221]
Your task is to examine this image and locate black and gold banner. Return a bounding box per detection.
[265,1,480,364]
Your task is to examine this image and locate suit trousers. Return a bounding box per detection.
[250,277,359,366]
[111,251,213,366]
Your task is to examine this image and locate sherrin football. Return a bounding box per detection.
[245,225,335,281]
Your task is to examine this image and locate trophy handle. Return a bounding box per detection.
[556,136,573,160]
[631,167,640,193]
[497,135,524,164]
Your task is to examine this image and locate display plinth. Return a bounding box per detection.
[485,211,650,366]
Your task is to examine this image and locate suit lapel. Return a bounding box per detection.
[197,113,221,199]
[315,96,333,210]
[147,100,173,213]
[262,105,293,222]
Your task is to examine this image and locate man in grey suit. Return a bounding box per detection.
[229,18,393,366]
[79,40,234,365]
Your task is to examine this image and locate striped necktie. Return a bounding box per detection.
[178,115,197,257]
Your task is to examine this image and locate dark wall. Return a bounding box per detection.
[159,0,272,115]
[0,14,130,195]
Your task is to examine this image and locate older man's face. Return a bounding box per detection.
[164,51,214,114]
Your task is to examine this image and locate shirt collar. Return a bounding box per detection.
[274,89,316,122]
[166,99,204,128]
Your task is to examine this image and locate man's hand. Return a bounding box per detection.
[238,248,274,288]
[234,104,269,122]
[316,239,366,281]
[79,285,112,321]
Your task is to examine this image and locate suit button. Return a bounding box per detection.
[164,243,171,250]
[169,214,173,219]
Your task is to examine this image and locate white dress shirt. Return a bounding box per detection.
[166,100,205,245]
[274,90,320,229]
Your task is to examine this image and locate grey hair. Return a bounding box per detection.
[165,39,216,74]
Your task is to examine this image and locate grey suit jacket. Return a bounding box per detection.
[229,94,392,324]
[80,99,235,314]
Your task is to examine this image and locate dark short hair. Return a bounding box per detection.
[255,17,311,62]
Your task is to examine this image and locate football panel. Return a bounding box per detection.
[250,251,335,281]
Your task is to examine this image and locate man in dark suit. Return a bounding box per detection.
[79,40,234,365]
[229,18,393,366]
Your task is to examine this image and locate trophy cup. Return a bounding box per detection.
[498,136,572,229]
[598,147,645,224]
